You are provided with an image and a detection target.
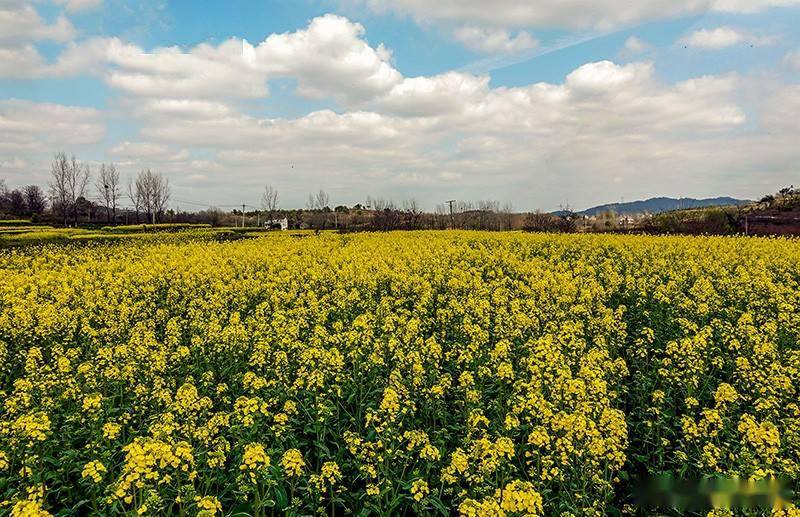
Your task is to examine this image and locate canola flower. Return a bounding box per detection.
[0,231,799,514]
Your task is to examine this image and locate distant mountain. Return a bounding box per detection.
[562,197,751,217]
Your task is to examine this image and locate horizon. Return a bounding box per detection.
[2,1,800,212]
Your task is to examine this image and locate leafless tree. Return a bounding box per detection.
[50,154,70,224]
[49,152,89,226]
[133,169,170,223]
[96,163,121,224]
[500,202,514,230]
[307,189,330,210]
[150,171,170,221]
[0,179,8,214]
[261,184,279,223]
[306,190,330,231]
[127,176,142,223]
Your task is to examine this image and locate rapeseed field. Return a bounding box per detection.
[1,232,798,516]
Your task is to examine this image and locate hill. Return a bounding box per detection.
[571,196,750,217]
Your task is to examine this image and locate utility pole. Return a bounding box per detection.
[242,203,246,228]
[446,200,456,230]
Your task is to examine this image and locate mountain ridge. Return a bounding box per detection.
[558,197,751,217]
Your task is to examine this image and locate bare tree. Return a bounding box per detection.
[0,179,8,214]
[49,152,89,226]
[96,163,121,224]
[49,153,70,225]
[306,189,330,231]
[500,202,514,230]
[261,184,279,224]
[307,189,330,211]
[150,171,170,221]
[127,176,142,223]
[133,169,170,224]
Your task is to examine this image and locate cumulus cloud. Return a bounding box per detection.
[245,14,402,103]
[112,57,791,208]
[358,0,800,31]
[1,14,402,105]
[681,26,777,49]
[0,3,75,43]
[453,26,538,54]
[374,72,491,116]
[0,99,105,152]
[360,0,710,30]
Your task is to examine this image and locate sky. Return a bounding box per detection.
[1,0,799,212]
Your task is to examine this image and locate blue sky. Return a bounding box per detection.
[1,0,799,211]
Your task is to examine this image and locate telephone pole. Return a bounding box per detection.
[446,200,456,230]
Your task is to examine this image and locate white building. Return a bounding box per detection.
[265,217,289,230]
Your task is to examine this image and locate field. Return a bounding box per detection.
[0,224,275,248]
[1,231,799,516]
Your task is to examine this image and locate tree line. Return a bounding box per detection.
[1,152,562,232]
[0,153,171,225]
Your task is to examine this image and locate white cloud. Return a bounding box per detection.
[54,0,103,13]
[246,14,402,103]
[453,26,538,54]
[681,26,778,49]
[620,36,653,57]
[785,49,800,71]
[0,44,46,79]
[683,27,742,49]
[711,0,800,13]
[90,14,401,104]
[3,15,403,105]
[112,57,781,209]
[0,158,27,170]
[0,99,105,152]
[375,72,491,116]
[358,0,800,31]
[110,141,189,161]
[0,3,75,43]
[360,0,713,30]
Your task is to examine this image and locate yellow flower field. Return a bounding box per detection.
[0,231,799,515]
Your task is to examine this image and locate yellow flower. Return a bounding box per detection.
[321,461,342,485]
[81,393,102,412]
[280,449,305,478]
[81,460,106,483]
[240,443,270,481]
[11,499,52,517]
[410,479,429,502]
[102,422,122,440]
[195,495,222,516]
